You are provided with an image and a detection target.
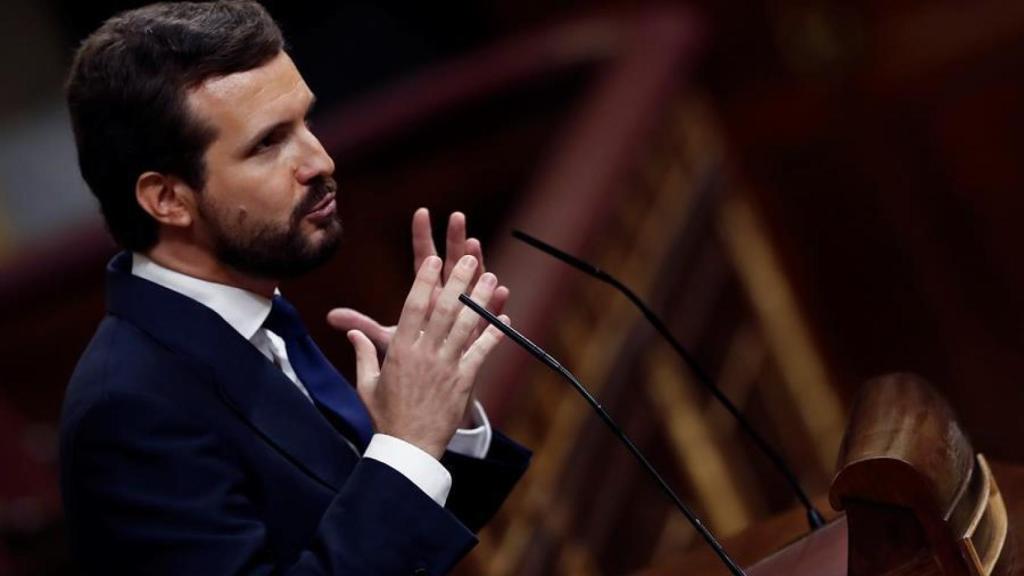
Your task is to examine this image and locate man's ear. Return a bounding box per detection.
[135,172,197,228]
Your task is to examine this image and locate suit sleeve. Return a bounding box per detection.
[62,391,476,576]
[442,431,531,533]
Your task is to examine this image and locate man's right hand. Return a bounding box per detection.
[345,254,508,459]
[327,209,509,359]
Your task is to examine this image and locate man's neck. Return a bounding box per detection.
[145,241,278,298]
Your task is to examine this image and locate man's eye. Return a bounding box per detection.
[253,132,285,154]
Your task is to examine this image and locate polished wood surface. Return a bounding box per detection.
[831,373,974,521]
[747,517,847,576]
[639,375,1023,576]
[750,462,1023,576]
[831,374,1011,576]
[640,463,1024,576]
[832,373,977,575]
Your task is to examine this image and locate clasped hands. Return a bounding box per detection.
[328,209,509,459]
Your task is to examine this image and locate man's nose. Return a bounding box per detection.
[295,129,335,184]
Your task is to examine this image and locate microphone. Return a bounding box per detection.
[511,229,826,531]
[459,293,749,576]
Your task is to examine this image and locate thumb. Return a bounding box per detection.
[346,330,380,400]
[329,308,394,351]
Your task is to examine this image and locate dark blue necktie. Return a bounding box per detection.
[263,295,374,449]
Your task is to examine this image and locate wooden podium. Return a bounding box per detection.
[641,374,1023,576]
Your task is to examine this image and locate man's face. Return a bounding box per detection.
[186,51,340,280]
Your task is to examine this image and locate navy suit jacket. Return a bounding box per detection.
[60,253,530,575]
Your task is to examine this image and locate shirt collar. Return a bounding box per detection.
[130,253,273,340]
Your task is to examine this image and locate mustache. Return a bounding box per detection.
[294,176,338,216]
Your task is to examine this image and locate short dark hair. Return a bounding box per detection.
[66,1,284,251]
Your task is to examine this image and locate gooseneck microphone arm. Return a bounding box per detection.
[459,294,749,576]
[511,229,826,531]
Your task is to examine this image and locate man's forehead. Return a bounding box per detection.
[187,52,312,124]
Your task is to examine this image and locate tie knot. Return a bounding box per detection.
[263,295,307,340]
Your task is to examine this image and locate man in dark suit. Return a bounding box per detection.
[60,2,529,574]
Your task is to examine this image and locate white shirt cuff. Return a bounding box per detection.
[363,434,452,506]
[447,400,492,459]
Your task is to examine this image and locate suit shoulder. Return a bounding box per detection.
[64,315,211,424]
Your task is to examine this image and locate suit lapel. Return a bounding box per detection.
[212,344,359,491]
[105,253,357,491]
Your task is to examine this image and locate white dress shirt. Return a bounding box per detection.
[131,253,492,506]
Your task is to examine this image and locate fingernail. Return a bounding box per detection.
[461,255,477,269]
[480,272,496,286]
[428,256,442,270]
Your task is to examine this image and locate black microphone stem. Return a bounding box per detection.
[511,229,826,531]
[459,294,749,576]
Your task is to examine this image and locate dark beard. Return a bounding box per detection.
[201,176,342,280]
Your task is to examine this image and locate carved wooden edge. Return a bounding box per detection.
[830,373,974,517]
[829,373,1011,575]
[958,455,1009,576]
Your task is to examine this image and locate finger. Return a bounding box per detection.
[326,308,394,351]
[411,207,437,273]
[460,315,510,378]
[347,330,381,401]
[443,272,497,357]
[489,285,509,317]
[422,254,477,347]
[443,212,467,282]
[394,255,443,346]
[467,284,509,343]
[466,237,484,271]
[427,285,442,321]
[465,237,484,284]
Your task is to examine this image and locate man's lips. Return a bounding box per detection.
[305,191,336,217]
